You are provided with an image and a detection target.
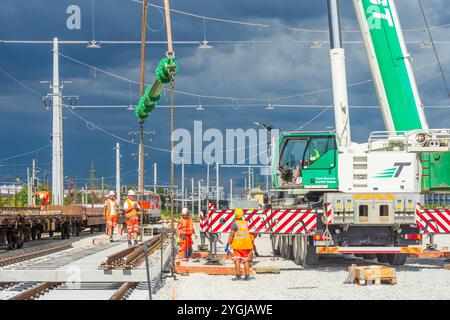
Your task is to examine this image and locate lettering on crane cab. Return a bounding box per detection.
[366,0,394,30]
[373,162,411,178]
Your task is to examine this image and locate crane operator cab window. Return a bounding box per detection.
[275,134,338,190]
[278,138,307,187]
[302,136,335,168]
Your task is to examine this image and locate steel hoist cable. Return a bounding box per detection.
[162,0,177,277]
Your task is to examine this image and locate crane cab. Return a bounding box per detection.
[272,132,339,191]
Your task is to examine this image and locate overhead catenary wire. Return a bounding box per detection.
[128,0,450,34]
[0,67,43,97]
[0,145,51,162]
[55,50,450,103]
[417,0,450,96]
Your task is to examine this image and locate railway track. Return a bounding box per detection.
[102,232,171,300]
[100,232,167,270]
[0,229,173,300]
[0,243,72,267]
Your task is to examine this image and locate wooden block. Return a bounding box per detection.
[254,266,280,274]
[444,264,450,270]
[175,260,255,275]
[351,265,396,286]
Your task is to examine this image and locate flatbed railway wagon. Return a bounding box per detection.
[0,205,118,250]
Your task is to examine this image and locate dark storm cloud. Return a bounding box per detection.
[1,0,449,190]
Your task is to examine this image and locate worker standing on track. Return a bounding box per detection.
[104,191,119,242]
[177,207,195,262]
[225,208,254,281]
[124,189,140,246]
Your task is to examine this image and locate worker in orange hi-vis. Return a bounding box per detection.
[123,189,141,247]
[104,191,119,242]
[35,191,50,210]
[225,208,255,281]
[177,207,195,262]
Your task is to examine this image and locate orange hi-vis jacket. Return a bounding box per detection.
[124,199,139,220]
[105,199,119,219]
[177,217,194,236]
[231,219,253,250]
[36,191,50,204]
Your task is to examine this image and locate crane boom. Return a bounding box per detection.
[353,0,428,132]
[328,0,351,150]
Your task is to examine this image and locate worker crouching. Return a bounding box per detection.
[124,189,140,246]
[225,208,254,281]
[177,207,195,262]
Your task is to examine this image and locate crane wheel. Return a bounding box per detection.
[361,253,376,260]
[270,234,280,256]
[387,253,407,266]
[294,235,318,267]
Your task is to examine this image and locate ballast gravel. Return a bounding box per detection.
[153,233,450,300]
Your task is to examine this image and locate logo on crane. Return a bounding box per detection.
[365,0,394,30]
[373,162,411,178]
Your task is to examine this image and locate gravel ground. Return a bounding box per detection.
[154,233,450,300]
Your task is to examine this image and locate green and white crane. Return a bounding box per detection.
[269,0,450,267]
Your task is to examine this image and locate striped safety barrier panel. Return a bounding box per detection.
[201,209,319,234]
[324,202,332,224]
[416,207,450,234]
[316,246,423,254]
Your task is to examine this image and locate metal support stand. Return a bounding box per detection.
[160,228,164,282]
[205,233,222,265]
[198,231,208,251]
[427,233,437,250]
[143,242,152,300]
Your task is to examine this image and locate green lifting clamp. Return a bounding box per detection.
[135,53,179,120]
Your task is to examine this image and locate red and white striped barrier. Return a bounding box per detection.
[201,209,318,234]
[416,207,450,234]
[325,202,332,224]
[199,210,207,231]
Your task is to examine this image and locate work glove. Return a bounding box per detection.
[176,237,180,245]
[225,243,232,255]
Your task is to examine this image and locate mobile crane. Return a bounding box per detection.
[200,0,450,267]
[269,0,450,266]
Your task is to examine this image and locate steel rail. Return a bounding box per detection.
[9,282,62,300]
[108,234,168,300]
[0,243,73,267]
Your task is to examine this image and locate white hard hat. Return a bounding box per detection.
[127,189,135,196]
[108,191,115,197]
[182,207,189,215]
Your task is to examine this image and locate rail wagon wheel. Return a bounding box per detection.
[271,234,281,256]
[387,253,407,266]
[298,234,319,267]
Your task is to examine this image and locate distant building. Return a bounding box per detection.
[198,186,224,201]
[246,187,265,207]
[0,184,23,195]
